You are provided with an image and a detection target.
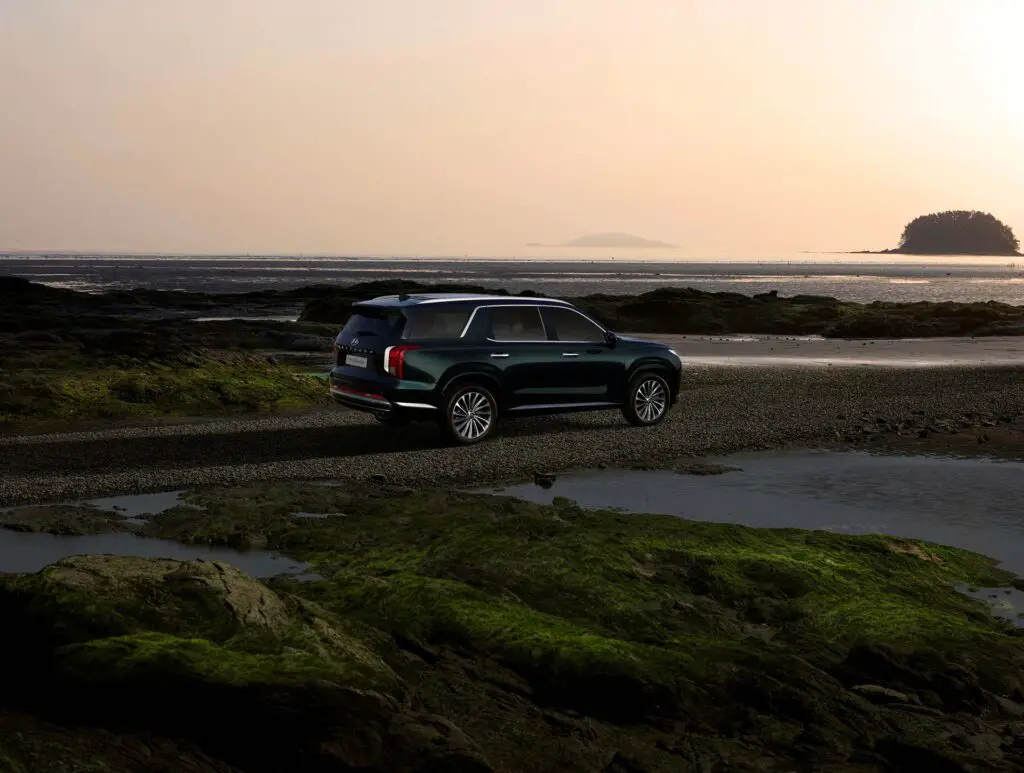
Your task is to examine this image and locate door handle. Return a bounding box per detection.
[561,352,580,357]
[490,353,509,358]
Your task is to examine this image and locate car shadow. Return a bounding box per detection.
[0,411,628,476]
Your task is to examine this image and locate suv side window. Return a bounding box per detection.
[401,306,472,340]
[488,306,545,341]
[542,307,604,342]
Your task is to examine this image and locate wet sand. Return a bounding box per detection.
[643,334,1024,367]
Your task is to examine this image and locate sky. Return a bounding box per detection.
[1,0,1023,257]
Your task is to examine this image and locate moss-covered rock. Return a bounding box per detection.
[0,555,493,772]
[6,483,1024,771]
[0,505,130,535]
[1,555,395,684]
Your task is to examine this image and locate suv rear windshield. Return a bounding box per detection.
[340,307,406,342]
[401,306,472,340]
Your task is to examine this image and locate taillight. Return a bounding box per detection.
[385,344,420,379]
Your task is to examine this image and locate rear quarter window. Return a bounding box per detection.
[401,307,472,340]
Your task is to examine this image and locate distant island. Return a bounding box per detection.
[853,210,1021,257]
[528,232,678,249]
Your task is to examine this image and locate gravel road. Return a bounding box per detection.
[2,365,1022,506]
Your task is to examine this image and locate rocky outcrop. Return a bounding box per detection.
[0,556,491,773]
[7,471,1024,770]
[298,281,1024,338]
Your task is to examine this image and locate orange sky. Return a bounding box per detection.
[1,0,1022,257]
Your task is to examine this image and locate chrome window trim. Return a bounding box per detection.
[414,295,572,306]
[367,294,573,306]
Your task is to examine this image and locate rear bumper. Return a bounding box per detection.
[328,376,438,418]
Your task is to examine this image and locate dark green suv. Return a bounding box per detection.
[329,293,682,444]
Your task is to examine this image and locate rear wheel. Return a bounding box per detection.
[442,384,498,445]
[621,373,670,427]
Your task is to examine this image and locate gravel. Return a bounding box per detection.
[1,365,1022,506]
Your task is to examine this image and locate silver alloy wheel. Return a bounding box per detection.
[634,378,667,423]
[451,390,493,440]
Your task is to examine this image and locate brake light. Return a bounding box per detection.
[385,344,420,379]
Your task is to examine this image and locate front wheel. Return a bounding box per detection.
[621,373,670,427]
[442,384,498,445]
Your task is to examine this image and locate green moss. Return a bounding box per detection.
[0,358,327,423]
[55,632,342,687]
[1,556,397,694]
[151,483,1022,706]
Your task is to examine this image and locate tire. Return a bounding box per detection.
[442,383,498,445]
[621,373,670,427]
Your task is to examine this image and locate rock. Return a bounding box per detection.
[383,713,494,773]
[0,504,130,536]
[602,753,649,773]
[533,471,557,488]
[287,335,330,352]
[888,702,944,717]
[851,684,910,704]
[991,693,1024,717]
[875,738,971,773]
[673,463,740,476]
[0,557,500,773]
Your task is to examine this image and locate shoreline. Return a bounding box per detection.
[2,363,1021,506]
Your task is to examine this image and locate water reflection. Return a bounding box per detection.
[482,451,1024,575]
[0,529,315,579]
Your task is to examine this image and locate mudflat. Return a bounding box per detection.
[649,333,1024,367]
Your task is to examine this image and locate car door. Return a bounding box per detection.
[540,306,624,403]
[482,305,565,407]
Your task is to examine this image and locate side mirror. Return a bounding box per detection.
[603,330,617,348]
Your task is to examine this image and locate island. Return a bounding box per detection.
[854,210,1021,256]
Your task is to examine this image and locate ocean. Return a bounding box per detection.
[3,253,1024,304]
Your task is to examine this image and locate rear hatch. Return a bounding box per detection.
[333,304,406,378]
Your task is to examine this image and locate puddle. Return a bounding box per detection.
[956,585,1024,628]
[0,528,317,578]
[0,489,324,580]
[85,490,189,518]
[480,450,1024,575]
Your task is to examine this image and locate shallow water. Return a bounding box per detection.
[1,490,318,578]
[0,528,316,578]
[5,255,1024,304]
[485,450,1024,575]
[957,585,1024,626]
[86,490,187,518]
